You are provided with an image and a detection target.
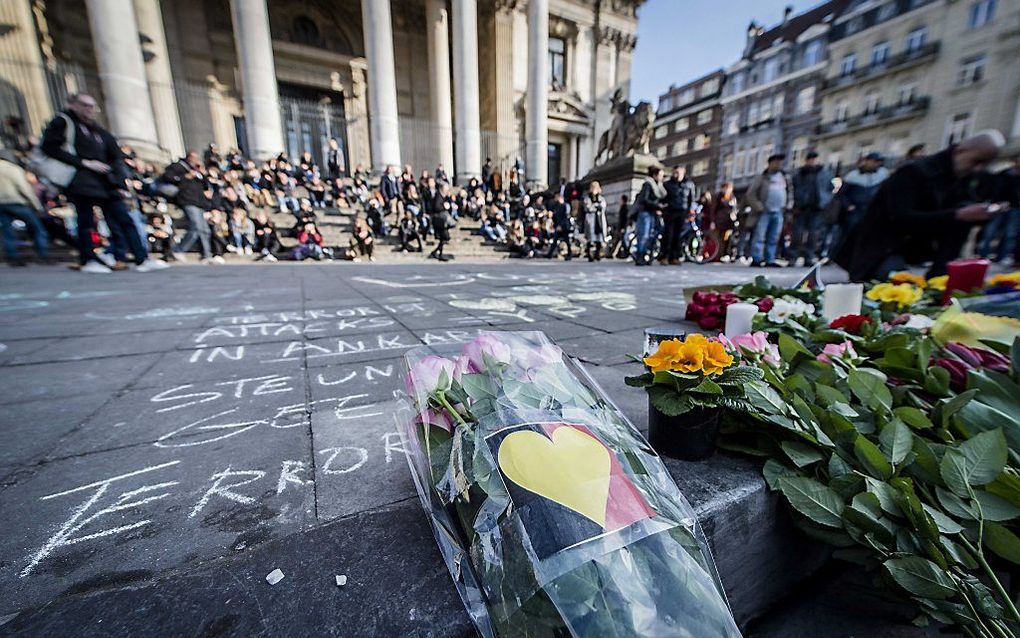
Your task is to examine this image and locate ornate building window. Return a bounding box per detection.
[969,0,996,28]
[840,53,857,76]
[291,15,321,47]
[796,86,815,114]
[549,37,566,90]
[804,40,824,66]
[871,41,890,66]
[905,27,927,53]
[958,54,986,85]
[944,112,973,146]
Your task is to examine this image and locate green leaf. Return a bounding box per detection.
[854,435,894,480]
[689,378,723,395]
[924,366,951,396]
[777,476,845,528]
[779,333,813,362]
[936,487,976,520]
[781,441,824,468]
[984,522,1020,565]
[883,556,958,600]
[848,369,893,413]
[647,384,692,417]
[458,373,496,401]
[814,384,847,407]
[762,458,798,491]
[921,504,964,534]
[879,419,912,466]
[935,389,978,428]
[1011,335,1020,384]
[894,406,933,430]
[986,473,1020,508]
[624,372,653,387]
[744,381,789,416]
[973,490,1020,522]
[865,478,902,516]
[939,430,1007,496]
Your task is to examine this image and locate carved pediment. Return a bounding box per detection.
[548,91,593,124]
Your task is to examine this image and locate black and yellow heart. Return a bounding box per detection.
[497,426,612,527]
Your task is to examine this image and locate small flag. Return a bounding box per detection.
[794,263,825,291]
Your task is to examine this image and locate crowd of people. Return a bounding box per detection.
[1,93,1018,280]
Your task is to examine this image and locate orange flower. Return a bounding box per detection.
[890,272,927,288]
[702,340,734,375]
[643,335,733,375]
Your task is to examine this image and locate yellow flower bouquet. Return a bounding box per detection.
[866,282,924,310]
[626,334,766,459]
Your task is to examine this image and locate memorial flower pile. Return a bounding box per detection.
[684,290,739,330]
[695,277,1020,638]
[399,332,741,638]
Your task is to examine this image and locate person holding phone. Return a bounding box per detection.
[835,131,1007,281]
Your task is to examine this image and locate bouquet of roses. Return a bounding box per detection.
[399,331,741,638]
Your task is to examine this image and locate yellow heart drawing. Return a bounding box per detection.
[498,426,611,527]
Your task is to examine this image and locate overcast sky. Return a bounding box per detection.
[630,0,824,105]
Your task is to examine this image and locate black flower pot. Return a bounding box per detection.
[647,400,722,461]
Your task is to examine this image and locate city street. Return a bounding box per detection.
[0,261,841,636]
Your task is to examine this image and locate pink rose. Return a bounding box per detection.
[461,334,513,372]
[416,408,454,432]
[723,331,781,366]
[407,354,457,397]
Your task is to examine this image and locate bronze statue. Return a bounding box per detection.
[594,89,656,165]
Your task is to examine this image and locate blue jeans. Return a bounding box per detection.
[0,203,49,261]
[635,211,654,260]
[751,209,783,263]
[978,208,1020,261]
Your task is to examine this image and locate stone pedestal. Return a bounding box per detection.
[582,153,661,212]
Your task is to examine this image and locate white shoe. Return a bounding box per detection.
[212,255,226,264]
[264,254,278,263]
[95,252,116,267]
[135,259,170,272]
[226,245,239,253]
[173,253,189,263]
[243,246,253,255]
[81,261,113,274]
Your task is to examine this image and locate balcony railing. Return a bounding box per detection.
[822,42,940,92]
[817,96,930,136]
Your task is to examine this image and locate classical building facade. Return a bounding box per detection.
[715,0,851,194]
[649,69,724,193]
[0,0,642,188]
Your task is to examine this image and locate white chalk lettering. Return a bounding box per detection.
[189,467,266,518]
[276,460,312,494]
[319,447,369,475]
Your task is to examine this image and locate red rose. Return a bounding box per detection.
[699,314,722,330]
[829,314,871,334]
[755,297,774,312]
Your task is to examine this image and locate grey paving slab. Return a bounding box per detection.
[0,354,160,405]
[0,394,111,472]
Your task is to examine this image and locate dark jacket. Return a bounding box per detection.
[549,201,571,230]
[634,177,666,219]
[176,173,210,209]
[791,165,834,211]
[380,174,401,203]
[40,110,127,198]
[835,148,986,281]
[664,177,697,215]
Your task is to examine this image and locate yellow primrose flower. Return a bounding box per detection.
[987,272,1020,288]
[890,272,927,288]
[644,335,733,375]
[867,282,923,309]
[927,275,948,292]
[701,340,734,375]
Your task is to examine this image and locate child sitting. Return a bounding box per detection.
[292,221,326,261]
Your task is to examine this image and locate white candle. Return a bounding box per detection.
[822,283,864,321]
[724,303,758,338]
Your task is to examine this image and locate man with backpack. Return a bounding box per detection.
[39,93,165,273]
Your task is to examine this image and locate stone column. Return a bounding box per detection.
[84,0,162,158]
[133,0,185,158]
[452,0,481,183]
[525,0,548,189]
[426,0,454,174]
[361,0,401,171]
[230,0,284,160]
[492,3,518,171]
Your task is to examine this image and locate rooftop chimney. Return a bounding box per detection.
[783,5,793,25]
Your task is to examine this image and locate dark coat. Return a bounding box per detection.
[549,201,571,230]
[835,149,988,281]
[380,174,401,203]
[664,177,697,215]
[40,110,127,198]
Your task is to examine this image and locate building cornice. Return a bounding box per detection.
[720,61,826,105]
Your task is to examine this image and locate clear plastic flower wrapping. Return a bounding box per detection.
[396,331,742,637]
